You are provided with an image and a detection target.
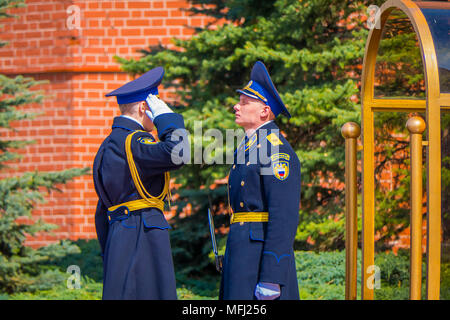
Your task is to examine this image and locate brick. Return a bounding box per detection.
[121,28,142,36]
[128,2,152,9]
[126,19,151,27]
[166,18,188,26]
[131,11,142,18]
[166,1,189,9]
[143,10,169,17]
[153,1,165,9]
[108,11,129,18]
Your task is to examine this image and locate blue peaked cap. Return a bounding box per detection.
[237,61,290,118]
[105,67,164,105]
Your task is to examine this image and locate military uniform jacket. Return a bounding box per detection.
[220,121,301,300]
[93,113,185,300]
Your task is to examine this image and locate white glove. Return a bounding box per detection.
[145,94,173,121]
[254,282,281,300]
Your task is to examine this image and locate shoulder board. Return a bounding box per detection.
[266,132,283,146]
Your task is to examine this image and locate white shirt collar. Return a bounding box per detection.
[120,115,144,129]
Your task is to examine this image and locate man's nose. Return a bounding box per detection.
[233,104,240,111]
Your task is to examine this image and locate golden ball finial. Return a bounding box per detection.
[341,122,361,139]
[406,116,426,134]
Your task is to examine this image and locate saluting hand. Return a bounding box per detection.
[145,94,173,121]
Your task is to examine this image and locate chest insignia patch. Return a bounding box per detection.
[271,153,290,181]
[138,137,156,145]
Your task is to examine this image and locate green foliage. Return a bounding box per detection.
[369,9,428,246]
[374,9,425,98]
[375,250,417,286]
[0,74,45,166]
[296,250,348,285]
[2,247,450,300]
[296,213,345,250]
[441,262,450,300]
[3,275,103,300]
[0,0,89,294]
[170,187,229,276]
[176,273,220,299]
[0,0,24,49]
[43,239,103,282]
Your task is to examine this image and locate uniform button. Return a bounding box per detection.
[241,181,245,187]
[232,164,236,169]
[240,202,244,208]
[124,209,129,215]
[246,161,250,166]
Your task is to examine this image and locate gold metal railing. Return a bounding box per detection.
[341,122,361,300]
[342,116,426,300]
[406,116,426,300]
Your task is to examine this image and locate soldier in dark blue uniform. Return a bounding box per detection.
[93,67,187,299]
[220,61,301,300]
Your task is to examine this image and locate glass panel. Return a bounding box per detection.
[441,112,450,300]
[417,2,450,93]
[374,9,426,99]
[372,111,426,300]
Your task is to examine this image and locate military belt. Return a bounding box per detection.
[230,212,269,224]
[107,199,165,222]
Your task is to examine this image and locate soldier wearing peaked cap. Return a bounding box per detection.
[93,67,187,299]
[219,61,301,300]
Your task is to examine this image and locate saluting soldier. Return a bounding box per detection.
[220,61,301,300]
[93,67,187,300]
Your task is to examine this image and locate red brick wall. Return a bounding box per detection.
[0,0,216,246]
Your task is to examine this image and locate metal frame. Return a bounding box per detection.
[361,0,448,300]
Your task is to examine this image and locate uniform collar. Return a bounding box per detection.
[256,120,277,133]
[112,115,144,131]
[236,121,278,154]
[245,120,274,138]
[247,120,277,143]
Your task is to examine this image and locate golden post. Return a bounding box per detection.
[406,116,426,300]
[342,122,361,300]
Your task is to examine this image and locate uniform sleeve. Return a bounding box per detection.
[94,199,109,258]
[258,147,301,286]
[130,113,189,176]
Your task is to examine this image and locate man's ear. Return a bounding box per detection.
[139,101,148,114]
[261,105,271,118]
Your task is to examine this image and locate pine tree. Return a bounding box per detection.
[0,0,89,293]
[117,0,392,274]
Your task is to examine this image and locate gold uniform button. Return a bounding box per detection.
[124,209,129,215]
[232,164,236,169]
[241,181,245,187]
[246,161,250,166]
[240,202,244,208]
